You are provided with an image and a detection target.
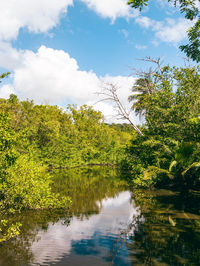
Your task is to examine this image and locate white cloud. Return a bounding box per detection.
[135,15,194,45]
[13,46,100,104]
[0,45,137,123]
[135,15,163,31]
[80,0,138,21]
[135,16,152,28]
[155,18,194,43]
[135,44,147,50]
[93,75,138,123]
[0,0,192,49]
[0,84,15,99]
[119,29,129,38]
[0,0,73,41]
[102,75,136,108]
[0,42,23,69]
[0,0,138,42]
[195,0,200,9]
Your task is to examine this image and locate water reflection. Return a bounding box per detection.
[52,167,129,217]
[30,191,140,265]
[0,168,200,266]
[0,167,139,266]
[128,190,200,265]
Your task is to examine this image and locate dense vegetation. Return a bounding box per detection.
[0,94,130,169]
[122,65,200,190]
[123,0,200,189]
[0,76,132,241]
[1,65,200,241]
[0,71,133,242]
[0,0,199,252]
[0,101,130,240]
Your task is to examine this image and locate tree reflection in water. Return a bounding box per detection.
[0,167,132,265]
[128,190,200,265]
[0,168,200,265]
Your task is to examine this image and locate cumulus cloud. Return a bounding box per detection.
[0,0,73,41]
[135,15,194,45]
[0,1,192,124]
[0,0,192,48]
[155,18,194,43]
[0,0,138,42]
[13,46,100,104]
[80,0,138,21]
[0,84,15,99]
[0,45,137,123]
[0,42,23,69]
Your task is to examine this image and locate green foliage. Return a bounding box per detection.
[0,155,71,212]
[127,0,199,19]
[0,73,82,241]
[0,220,22,243]
[123,66,200,190]
[0,96,131,168]
[0,72,10,82]
[0,93,129,210]
[180,20,200,62]
[0,76,130,212]
[0,112,18,168]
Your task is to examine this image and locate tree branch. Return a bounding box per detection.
[96,83,144,136]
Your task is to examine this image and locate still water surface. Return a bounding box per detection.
[0,167,200,265]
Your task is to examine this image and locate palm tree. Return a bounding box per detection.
[128,74,155,117]
[145,142,200,189]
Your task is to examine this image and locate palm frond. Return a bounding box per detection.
[169,160,178,172]
[182,162,200,176]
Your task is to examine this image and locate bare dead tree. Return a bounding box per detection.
[132,57,165,84]
[96,57,167,137]
[96,83,144,137]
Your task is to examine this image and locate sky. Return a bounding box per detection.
[0,0,195,124]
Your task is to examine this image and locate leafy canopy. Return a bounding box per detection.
[123,65,200,189]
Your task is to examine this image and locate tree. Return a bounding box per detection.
[0,72,10,82]
[127,0,200,62]
[123,64,200,189]
[128,57,165,117]
[97,83,144,136]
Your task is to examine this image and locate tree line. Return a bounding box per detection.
[0,87,131,241]
[121,64,200,190]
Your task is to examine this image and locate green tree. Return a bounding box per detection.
[0,72,10,82]
[124,65,200,189]
[128,75,155,117]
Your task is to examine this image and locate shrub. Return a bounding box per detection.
[0,155,71,212]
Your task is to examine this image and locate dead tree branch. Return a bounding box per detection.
[96,83,144,137]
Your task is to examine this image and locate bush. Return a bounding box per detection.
[0,155,71,212]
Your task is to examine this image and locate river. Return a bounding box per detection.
[0,167,200,265]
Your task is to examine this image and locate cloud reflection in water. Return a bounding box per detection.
[31,191,141,265]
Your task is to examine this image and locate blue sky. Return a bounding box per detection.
[0,0,195,123]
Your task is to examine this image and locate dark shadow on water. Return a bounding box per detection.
[129,189,200,265]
